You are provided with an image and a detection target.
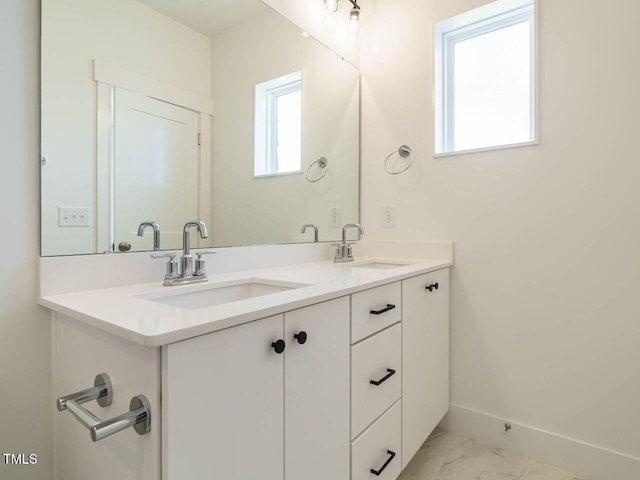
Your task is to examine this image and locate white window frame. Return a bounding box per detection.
[435,0,538,156]
[254,70,303,177]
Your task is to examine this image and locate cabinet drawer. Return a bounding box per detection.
[351,282,401,343]
[351,324,401,438]
[351,400,402,480]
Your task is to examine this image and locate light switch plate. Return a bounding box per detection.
[58,207,91,227]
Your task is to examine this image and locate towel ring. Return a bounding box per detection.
[384,145,415,175]
[306,157,329,182]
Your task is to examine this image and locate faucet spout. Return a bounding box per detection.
[182,221,208,257]
[301,224,319,243]
[334,223,364,263]
[342,223,364,245]
[181,221,209,277]
[138,221,160,251]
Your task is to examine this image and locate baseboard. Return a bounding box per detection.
[439,404,640,480]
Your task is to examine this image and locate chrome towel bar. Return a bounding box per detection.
[56,373,151,442]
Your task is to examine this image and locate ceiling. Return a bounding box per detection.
[137,0,270,38]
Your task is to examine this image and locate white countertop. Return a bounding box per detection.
[39,257,452,347]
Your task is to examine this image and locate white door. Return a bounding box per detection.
[401,269,450,468]
[284,297,350,480]
[113,88,200,252]
[163,315,285,480]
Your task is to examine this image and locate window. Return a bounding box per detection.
[255,71,303,176]
[435,0,536,154]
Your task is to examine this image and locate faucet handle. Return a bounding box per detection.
[195,251,216,277]
[346,243,354,259]
[151,253,176,260]
[151,253,178,280]
[330,243,343,262]
[195,250,217,260]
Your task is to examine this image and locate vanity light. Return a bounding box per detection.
[324,0,339,13]
[323,0,362,20]
[348,5,360,34]
[322,0,362,41]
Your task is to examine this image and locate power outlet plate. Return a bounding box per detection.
[329,207,341,227]
[382,205,396,228]
[58,207,91,227]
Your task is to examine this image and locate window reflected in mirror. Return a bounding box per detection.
[255,70,303,177]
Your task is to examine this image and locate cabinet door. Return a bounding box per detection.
[163,315,284,480]
[401,269,450,469]
[284,297,350,480]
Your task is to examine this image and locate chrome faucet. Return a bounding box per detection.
[181,221,208,277]
[334,223,364,263]
[301,224,319,243]
[151,220,216,286]
[137,221,160,251]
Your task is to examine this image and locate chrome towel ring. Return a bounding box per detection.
[306,157,329,182]
[384,145,416,175]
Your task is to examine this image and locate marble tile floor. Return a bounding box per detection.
[398,428,590,480]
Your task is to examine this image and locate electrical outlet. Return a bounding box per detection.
[58,207,91,227]
[329,207,341,227]
[382,205,396,228]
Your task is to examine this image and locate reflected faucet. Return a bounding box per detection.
[301,224,319,243]
[137,221,160,251]
[334,223,364,263]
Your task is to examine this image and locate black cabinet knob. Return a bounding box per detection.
[425,283,440,292]
[294,331,307,345]
[271,339,285,354]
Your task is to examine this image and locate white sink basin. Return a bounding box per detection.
[138,278,310,310]
[353,261,412,270]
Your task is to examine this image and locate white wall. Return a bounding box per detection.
[361,0,640,475]
[41,0,212,255]
[0,0,53,478]
[210,11,359,246]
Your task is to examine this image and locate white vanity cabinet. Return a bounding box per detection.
[163,296,350,480]
[48,263,451,480]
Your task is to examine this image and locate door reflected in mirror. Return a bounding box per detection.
[41,0,360,256]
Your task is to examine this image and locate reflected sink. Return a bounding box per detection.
[353,261,412,270]
[138,278,310,310]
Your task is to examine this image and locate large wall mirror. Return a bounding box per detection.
[41,0,360,256]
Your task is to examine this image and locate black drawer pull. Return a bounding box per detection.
[271,339,285,354]
[371,450,396,476]
[370,369,396,386]
[370,304,396,315]
[425,282,439,292]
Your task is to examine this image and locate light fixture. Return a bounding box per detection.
[321,0,363,42]
[323,0,339,14]
[348,0,361,36]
